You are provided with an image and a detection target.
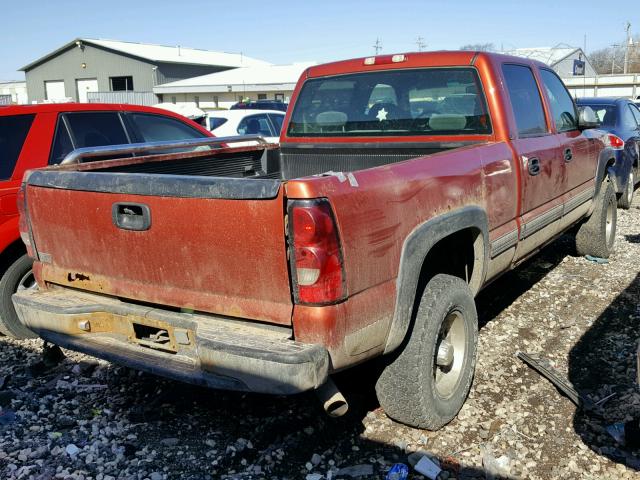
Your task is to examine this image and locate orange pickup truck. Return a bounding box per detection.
[11,51,617,429]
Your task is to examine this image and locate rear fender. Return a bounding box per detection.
[383,206,489,354]
[590,146,617,215]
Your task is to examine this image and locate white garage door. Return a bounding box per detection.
[76,79,98,103]
[45,81,66,101]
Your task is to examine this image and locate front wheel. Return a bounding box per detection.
[0,254,37,339]
[617,169,635,209]
[375,274,478,430]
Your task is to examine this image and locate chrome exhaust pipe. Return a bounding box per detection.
[316,377,348,417]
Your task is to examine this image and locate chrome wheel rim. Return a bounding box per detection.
[605,197,615,247]
[16,269,37,292]
[627,171,635,205]
[434,310,466,398]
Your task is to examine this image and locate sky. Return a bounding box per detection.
[1,0,637,80]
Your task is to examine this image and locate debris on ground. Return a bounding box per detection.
[385,463,409,480]
[584,254,610,264]
[2,197,640,478]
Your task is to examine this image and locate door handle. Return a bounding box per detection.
[528,157,540,176]
[563,148,573,162]
[112,203,151,231]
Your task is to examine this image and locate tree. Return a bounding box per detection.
[459,43,495,52]
[588,35,640,74]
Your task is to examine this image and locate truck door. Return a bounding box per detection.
[538,69,593,196]
[501,64,565,259]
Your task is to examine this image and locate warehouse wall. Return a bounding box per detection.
[24,43,157,102]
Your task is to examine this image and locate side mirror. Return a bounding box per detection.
[577,106,599,130]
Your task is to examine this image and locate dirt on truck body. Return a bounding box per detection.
[11,51,618,430]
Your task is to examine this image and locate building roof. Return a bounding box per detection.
[499,47,582,66]
[21,38,270,71]
[153,62,316,94]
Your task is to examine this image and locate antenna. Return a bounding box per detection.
[416,36,426,52]
[373,38,382,55]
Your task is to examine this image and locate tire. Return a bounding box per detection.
[617,169,634,209]
[375,274,478,430]
[0,254,37,339]
[576,178,617,258]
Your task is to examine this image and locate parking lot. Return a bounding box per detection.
[0,197,637,480]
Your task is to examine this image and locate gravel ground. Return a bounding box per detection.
[1,201,640,480]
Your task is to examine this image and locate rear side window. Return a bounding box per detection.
[502,64,547,137]
[0,114,35,179]
[208,117,228,130]
[539,69,578,132]
[65,112,129,147]
[126,113,205,142]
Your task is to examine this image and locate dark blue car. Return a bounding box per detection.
[576,97,640,208]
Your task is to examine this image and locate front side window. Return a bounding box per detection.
[287,67,492,137]
[238,114,273,136]
[49,118,74,164]
[126,113,205,142]
[629,104,640,127]
[539,69,578,132]
[0,114,35,179]
[502,64,547,137]
[64,112,129,148]
[268,113,285,133]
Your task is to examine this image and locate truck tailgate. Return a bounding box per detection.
[25,175,292,325]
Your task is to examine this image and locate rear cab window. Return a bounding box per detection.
[287,67,492,137]
[501,64,548,137]
[0,114,36,179]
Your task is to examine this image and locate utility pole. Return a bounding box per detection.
[416,36,426,52]
[624,22,632,74]
[373,38,382,55]
[611,44,620,74]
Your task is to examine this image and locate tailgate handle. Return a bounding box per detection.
[112,203,151,231]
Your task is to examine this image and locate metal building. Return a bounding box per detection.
[500,46,597,77]
[20,38,269,104]
[153,62,316,109]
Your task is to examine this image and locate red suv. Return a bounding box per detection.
[0,103,212,338]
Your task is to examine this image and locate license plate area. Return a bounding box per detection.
[129,319,178,353]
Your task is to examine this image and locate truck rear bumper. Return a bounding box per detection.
[12,288,329,395]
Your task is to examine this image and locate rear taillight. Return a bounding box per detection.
[608,134,625,150]
[288,199,346,305]
[17,185,36,258]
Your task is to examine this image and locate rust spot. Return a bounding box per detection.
[67,272,90,282]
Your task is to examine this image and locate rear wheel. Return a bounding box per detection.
[0,254,37,339]
[617,170,635,209]
[576,178,617,258]
[375,274,478,430]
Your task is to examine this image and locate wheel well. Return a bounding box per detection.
[0,240,26,276]
[415,228,484,298]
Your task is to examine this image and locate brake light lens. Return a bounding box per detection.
[288,200,346,305]
[17,185,35,258]
[608,134,625,150]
